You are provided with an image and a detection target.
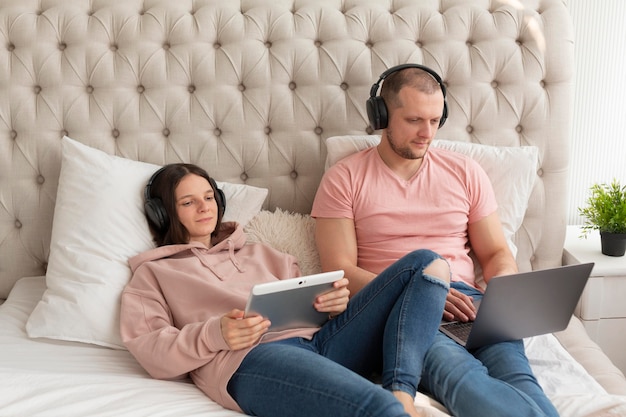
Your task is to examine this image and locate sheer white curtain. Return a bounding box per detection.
[567,0,626,224]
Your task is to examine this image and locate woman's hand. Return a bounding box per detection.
[314,278,350,318]
[442,288,477,322]
[220,309,271,350]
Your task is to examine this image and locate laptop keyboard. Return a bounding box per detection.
[441,321,474,342]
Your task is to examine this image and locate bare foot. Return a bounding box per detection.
[393,391,448,417]
[393,391,423,417]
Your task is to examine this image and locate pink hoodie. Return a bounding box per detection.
[120,222,318,412]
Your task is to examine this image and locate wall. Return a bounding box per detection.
[567,0,626,224]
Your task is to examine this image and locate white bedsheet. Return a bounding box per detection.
[1,276,626,417]
[0,277,242,417]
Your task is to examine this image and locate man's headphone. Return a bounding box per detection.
[144,166,226,232]
[366,63,448,130]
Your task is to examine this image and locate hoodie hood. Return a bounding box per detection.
[128,221,245,274]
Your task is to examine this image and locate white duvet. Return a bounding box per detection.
[1,277,625,417]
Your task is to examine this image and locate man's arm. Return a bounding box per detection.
[468,211,518,284]
[442,211,516,323]
[315,217,376,295]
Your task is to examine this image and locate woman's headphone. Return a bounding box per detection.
[366,63,448,130]
[144,166,226,232]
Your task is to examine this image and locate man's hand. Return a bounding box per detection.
[443,288,477,322]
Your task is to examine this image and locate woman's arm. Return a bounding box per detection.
[120,289,228,380]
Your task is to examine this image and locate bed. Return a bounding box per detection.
[1,0,626,415]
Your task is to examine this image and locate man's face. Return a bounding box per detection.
[385,87,445,160]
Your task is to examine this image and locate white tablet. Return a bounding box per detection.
[244,270,344,331]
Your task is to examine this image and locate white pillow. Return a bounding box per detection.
[26,137,268,349]
[324,135,539,257]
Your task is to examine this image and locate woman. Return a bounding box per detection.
[120,163,450,417]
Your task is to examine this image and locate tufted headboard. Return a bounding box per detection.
[0,0,573,298]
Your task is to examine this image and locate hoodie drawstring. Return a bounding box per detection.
[191,239,245,280]
[227,239,245,273]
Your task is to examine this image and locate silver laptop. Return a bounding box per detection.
[439,263,594,350]
[245,270,344,331]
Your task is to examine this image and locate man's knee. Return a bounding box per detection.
[424,258,450,284]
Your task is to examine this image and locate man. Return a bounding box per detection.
[311,65,558,417]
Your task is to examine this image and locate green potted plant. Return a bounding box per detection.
[578,179,626,256]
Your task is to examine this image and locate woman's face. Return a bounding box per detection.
[175,173,219,246]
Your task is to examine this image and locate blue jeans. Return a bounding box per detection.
[420,282,559,417]
[228,249,449,417]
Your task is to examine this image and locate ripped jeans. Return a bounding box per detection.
[228,249,450,417]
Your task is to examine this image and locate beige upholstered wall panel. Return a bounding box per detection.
[0,0,574,297]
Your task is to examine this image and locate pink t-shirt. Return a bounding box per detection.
[311,146,497,287]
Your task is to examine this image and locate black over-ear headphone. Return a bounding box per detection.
[366,63,448,130]
[144,166,226,232]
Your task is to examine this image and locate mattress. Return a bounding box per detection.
[2,276,626,416]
